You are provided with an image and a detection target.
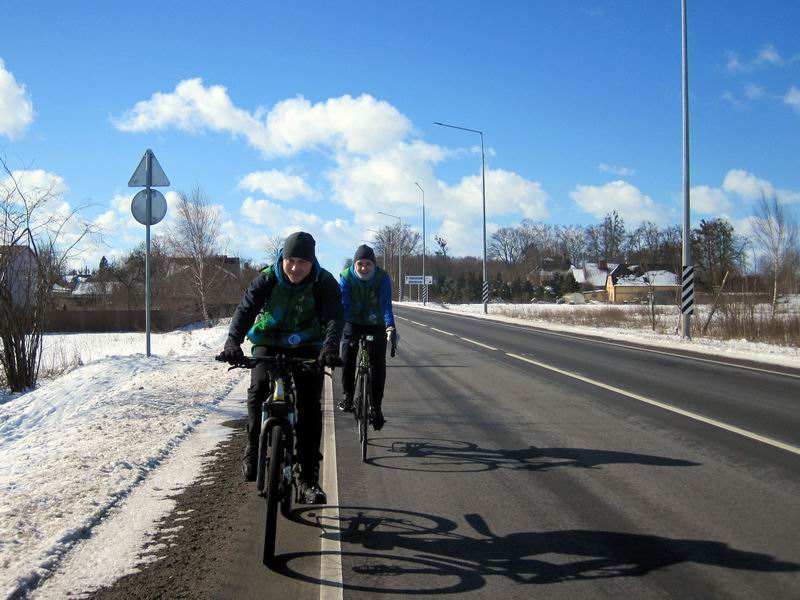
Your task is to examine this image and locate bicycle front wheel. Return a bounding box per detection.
[361,370,371,462]
[263,422,283,565]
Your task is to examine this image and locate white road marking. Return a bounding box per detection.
[398,305,800,379]
[430,327,455,336]
[460,337,498,351]
[506,352,800,457]
[410,320,428,327]
[320,371,343,600]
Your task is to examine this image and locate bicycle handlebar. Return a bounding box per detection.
[214,353,324,372]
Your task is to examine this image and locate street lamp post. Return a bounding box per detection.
[434,121,488,314]
[378,211,402,301]
[680,0,694,339]
[414,182,427,306]
[366,228,386,269]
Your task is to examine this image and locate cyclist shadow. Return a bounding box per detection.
[364,437,701,473]
[276,507,799,593]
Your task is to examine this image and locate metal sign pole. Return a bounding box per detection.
[145,150,153,356]
[128,148,169,357]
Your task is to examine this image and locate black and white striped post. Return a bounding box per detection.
[681,265,695,317]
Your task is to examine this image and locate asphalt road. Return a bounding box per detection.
[91,306,800,599]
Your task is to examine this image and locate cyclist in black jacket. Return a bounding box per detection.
[219,231,343,504]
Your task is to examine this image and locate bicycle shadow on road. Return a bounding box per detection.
[362,437,701,473]
[274,506,799,594]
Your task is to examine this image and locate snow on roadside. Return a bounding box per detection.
[0,324,244,599]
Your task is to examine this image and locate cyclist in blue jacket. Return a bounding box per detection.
[338,244,396,430]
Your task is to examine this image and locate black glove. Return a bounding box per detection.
[387,326,398,357]
[318,346,340,368]
[221,336,244,364]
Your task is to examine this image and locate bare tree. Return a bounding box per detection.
[0,157,95,391]
[434,235,449,258]
[264,235,283,264]
[558,224,587,267]
[166,186,226,325]
[488,226,528,277]
[601,211,626,263]
[751,194,799,316]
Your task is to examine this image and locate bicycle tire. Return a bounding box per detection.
[263,422,283,565]
[354,370,364,439]
[280,429,294,519]
[361,370,370,462]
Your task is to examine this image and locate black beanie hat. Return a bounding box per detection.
[283,231,316,262]
[353,244,376,264]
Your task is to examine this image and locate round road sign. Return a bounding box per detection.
[131,189,168,225]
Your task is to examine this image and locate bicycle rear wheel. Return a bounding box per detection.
[263,422,283,565]
[361,371,371,462]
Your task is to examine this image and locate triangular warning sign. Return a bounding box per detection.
[128,150,170,187]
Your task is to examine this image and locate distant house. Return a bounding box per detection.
[572,261,616,302]
[606,265,679,304]
[0,245,38,306]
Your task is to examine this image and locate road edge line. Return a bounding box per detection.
[320,370,343,600]
[506,352,800,457]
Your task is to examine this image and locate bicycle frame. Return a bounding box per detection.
[256,372,296,498]
[354,334,374,461]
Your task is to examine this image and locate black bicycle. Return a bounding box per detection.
[352,334,374,462]
[351,332,396,462]
[216,353,320,565]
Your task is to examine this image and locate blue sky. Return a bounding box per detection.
[1,0,798,273]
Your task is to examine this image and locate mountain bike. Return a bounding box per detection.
[351,330,397,462]
[216,353,320,565]
[352,334,375,462]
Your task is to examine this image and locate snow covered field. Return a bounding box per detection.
[1,304,798,599]
[0,324,247,599]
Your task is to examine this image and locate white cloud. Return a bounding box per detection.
[784,86,800,114]
[240,196,322,230]
[238,170,312,201]
[439,168,549,221]
[0,59,34,139]
[690,185,731,214]
[721,91,746,109]
[724,51,749,73]
[598,163,635,176]
[569,180,663,223]
[113,80,411,158]
[722,169,775,200]
[1,169,68,202]
[756,44,781,66]
[724,44,783,73]
[327,140,445,220]
[722,169,800,205]
[743,83,765,100]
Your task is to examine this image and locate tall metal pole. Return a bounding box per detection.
[415,182,426,305]
[378,211,403,301]
[399,217,403,302]
[433,121,488,314]
[681,0,693,339]
[145,150,153,356]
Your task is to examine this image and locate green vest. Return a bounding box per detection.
[247,265,327,349]
[342,265,385,326]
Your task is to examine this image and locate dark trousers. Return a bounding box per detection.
[246,345,323,474]
[341,322,387,408]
